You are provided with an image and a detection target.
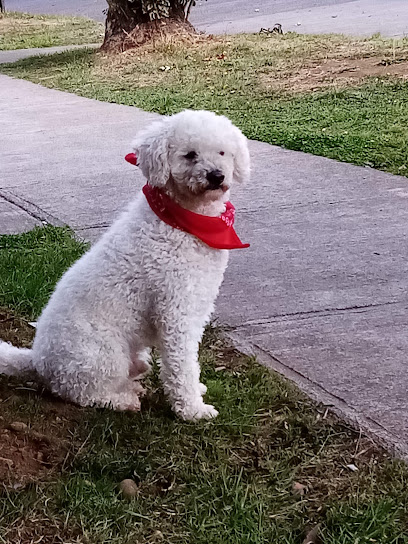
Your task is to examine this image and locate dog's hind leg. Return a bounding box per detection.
[85,338,148,411]
[84,355,145,411]
[129,347,152,380]
[36,331,144,412]
[88,381,143,411]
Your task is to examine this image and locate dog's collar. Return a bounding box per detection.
[125,153,249,250]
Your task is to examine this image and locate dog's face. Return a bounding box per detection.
[133,110,250,207]
[169,133,235,199]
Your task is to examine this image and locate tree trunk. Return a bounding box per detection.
[0,0,5,13]
[102,0,195,52]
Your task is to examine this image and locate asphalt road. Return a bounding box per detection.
[4,0,355,23]
[6,0,408,37]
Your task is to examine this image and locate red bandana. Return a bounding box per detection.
[125,153,249,250]
[143,185,249,250]
[125,153,138,166]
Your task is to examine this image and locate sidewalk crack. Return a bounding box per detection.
[233,300,403,328]
[0,190,64,227]
[75,223,111,231]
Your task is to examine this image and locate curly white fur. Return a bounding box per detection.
[0,110,250,421]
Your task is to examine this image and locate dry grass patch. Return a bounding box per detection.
[261,54,408,93]
[93,32,408,93]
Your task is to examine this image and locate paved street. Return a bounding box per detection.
[6,0,408,37]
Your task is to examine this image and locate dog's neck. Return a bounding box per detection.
[163,182,229,217]
[174,195,228,217]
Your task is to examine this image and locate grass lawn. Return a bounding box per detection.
[1,227,408,543]
[1,33,408,176]
[0,11,103,51]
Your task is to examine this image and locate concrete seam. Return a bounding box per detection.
[75,223,111,230]
[233,300,402,327]
[0,190,65,227]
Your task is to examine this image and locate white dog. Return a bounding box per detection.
[0,110,250,421]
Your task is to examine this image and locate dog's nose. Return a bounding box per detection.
[206,170,225,187]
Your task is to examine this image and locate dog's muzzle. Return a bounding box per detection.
[206,169,225,190]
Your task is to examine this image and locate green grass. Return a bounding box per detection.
[1,228,408,543]
[1,33,408,176]
[0,11,103,50]
[0,225,88,319]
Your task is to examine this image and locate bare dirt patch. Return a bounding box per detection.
[0,427,55,486]
[262,56,408,93]
[0,309,86,487]
[0,381,85,487]
[0,308,35,348]
[0,388,83,487]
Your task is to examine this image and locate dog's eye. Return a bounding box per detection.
[219,151,225,156]
[185,151,197,160]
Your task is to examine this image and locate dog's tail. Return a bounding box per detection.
[0,341,34,376]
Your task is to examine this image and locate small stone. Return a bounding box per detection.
[118,479,138,500]
[346,463,358,472]
[9,422,28,432]
[152,530,164,540]
[36,451,44,462]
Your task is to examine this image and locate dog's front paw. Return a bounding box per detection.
[176,400,218,421]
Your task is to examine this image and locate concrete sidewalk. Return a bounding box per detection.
[2,74,408,456]
[0,44,99,65]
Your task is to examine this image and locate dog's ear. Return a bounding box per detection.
[232,127,250,184]
[132,119,170,187]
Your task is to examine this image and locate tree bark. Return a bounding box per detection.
[0,0,5,13]
[102,0,195,52]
